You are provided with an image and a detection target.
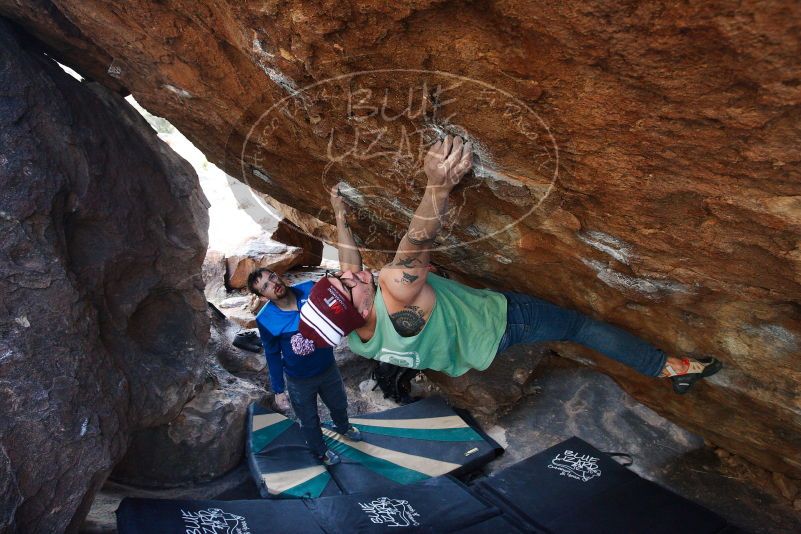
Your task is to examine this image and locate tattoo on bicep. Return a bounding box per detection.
[393,256,422,268]
[394,271,419,286]
[390,306,425,337]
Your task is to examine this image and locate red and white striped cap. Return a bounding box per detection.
[291,277,366,355]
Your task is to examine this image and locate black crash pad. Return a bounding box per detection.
[116,476,499,533]
[117,436,734,534]
[471,436,730,534]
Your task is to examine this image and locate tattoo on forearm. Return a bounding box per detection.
[390,306,425,337]
[393,256,422,268]
[394,272,419,285]
[406,232,436,246]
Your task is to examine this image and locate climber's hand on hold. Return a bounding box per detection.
[423,134,473,194]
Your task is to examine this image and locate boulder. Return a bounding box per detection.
[425,345,548,418]
[202,249,228,305]
[264,193,390,269]
[224,237,303,290]
[2,0,801,483]
[110,363,266,487]
[0,20,208,533]
[208,302,266,378]
[215,298,260,330]
[0,447,21,532]
[111,307,267,487]
[218,295,252,309]
[271,218,324,266]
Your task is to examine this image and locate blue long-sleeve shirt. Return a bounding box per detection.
[254,280,335,393]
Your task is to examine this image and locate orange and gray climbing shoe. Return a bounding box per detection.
[669,357,723,394]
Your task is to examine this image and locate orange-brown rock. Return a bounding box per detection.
[2,0,799,485]
[224,237,303,290]
[271,218,323,266]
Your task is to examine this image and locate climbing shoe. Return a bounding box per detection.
[322,422,363,442]
[233,330,262,353]
[320,450,340,466]
[670,357,722,394]
[344,426,363,442]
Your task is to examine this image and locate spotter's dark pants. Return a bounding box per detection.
[285,363,351,456]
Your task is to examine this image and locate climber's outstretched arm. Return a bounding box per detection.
[330,184,363,273]
[380,135,472,304]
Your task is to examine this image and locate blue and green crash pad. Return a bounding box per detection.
[246,396,503,498]
[117,436,732,533]
[246,407,339,499]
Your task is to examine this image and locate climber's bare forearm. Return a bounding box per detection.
[330,184,362,272]
[335,211,362,273]
[390,187,449,269]
[381,135,472,303]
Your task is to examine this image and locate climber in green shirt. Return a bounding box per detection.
[294,135,721,394]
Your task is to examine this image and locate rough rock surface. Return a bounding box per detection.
[2,0,800,485]
[271,218,323,266]
[490,357,801,533]
[224,236,303,290]
[208,303,265,379]
[0,20,209,533]
[0,447,21,532]
[111,363,266,487]
[111,304,266,488]
[215,298,259,330]
[201,249,228,304]
[425,344,548,418]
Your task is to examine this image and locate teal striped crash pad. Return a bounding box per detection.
[246,396,503,499]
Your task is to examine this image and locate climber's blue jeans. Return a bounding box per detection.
[495,292,667,377]
[285,363,351,456]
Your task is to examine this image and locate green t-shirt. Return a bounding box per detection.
[347,273,508,376]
